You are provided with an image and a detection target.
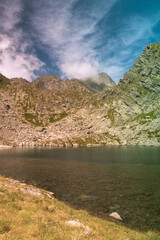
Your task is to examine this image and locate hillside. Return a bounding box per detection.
[1,176,157,240]
[0,42,160,147]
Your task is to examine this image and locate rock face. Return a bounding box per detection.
[34,73,116,93]
[97,72,116,86]
[34,74,66,90]
[80,72,116,93]
[0,42,160,147]
[119,43,160,89]
[113,42,160,145]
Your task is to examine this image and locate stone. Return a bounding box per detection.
[66,220,82,227]
[20,187,42,196]
[66,220,91,234]
[109,212,123,221]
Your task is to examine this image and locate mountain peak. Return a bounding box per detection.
[79,72,116,93]
[118,42,160,92]
[34,74,66,90]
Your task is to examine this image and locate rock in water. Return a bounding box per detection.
[109,212,123,221]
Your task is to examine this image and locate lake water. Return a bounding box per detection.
[0,146,160,232]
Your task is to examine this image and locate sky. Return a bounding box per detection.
[0,0,160,83]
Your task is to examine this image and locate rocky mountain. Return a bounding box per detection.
[100,42,160,145]
[34,72,116,93]
[34,74,66,90]
[0,42,160,147]
[79,72,116,93]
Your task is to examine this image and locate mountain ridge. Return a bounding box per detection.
[34,72,116,93]
[0,42,160,147]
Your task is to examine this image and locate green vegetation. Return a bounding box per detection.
[0,176,159,240]
[123,111,157,126]
[107,108,115,124]
[120,80,148,95]
[147,130,160,141]
[24,113,43,126]
[102,132,121,144]
[0,74,10,88]
[131,111,157,125]
[72,137,85,146]
[135,111,157,120]
[72,137,98,146]
[49,111,68,123]
[84,137,99,145]
[71,133,120,146]
[0,137,11,146]
[23,103,29,112]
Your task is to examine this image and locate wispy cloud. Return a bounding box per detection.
[120,15,160,46]
[0,0,22,32]
[31,0,118,79]
[0,0,44,81]
[0,0,160,83]
[31,0,160,82]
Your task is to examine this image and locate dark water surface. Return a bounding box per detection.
[0,146,160,232]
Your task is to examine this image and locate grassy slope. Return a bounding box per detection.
[0,176,159,240]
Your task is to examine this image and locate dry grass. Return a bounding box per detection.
[0,176,159,240]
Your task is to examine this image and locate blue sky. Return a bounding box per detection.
[0,0,160,83]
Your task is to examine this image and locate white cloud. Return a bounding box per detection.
[0,0,44,81]
[0,0,22,31]
[60,58,99,79]
[31,0,118,79]
[1,0,159,83]
[0,34,44,80]
[0,35,10,49]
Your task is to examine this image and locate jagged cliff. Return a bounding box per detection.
[0,42,160,147]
